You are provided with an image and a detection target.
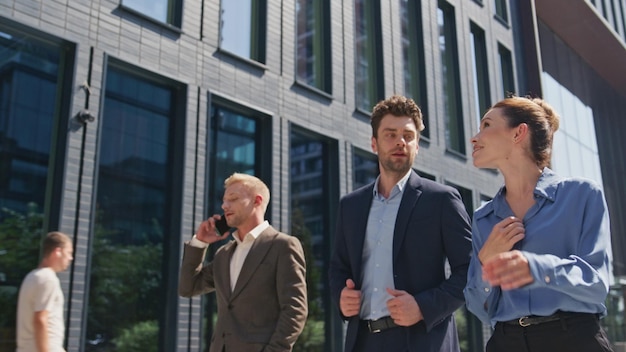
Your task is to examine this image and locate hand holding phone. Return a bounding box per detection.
[214,215,230,235]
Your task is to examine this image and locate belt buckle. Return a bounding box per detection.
[518,316,531,327]
[367,320,381,333]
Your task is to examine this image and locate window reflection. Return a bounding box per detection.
[498,43,515,98]
[290,129,335,351]
[0,25,67,351]
[86,66,179,351]
[438,1,465,154]
[296,0,331,92]
[494,0,509,23]
[121,0,181,26]
[202,104,262,351]
[399,0,429,138]
[220,0,266,63]
[470,22,491,128]
[354,0,383,112]
[352,148,378,189]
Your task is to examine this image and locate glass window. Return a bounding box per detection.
[399,0,429,139]
[296,0,331,93]
[494,0,508,23]
[86,64,184,351]
[220,0,267,63]
[480,194,493,206]
[290,127,340,351]
[354,0,384,112]
[445,182,483,352]
[415,169,436,181]
[542,72,604,187]
[352,147,378,189]
[0,23,71,351]
[438,1,465,154]
[470,22,491,127]
[121,0,182,26]
[498,43,515,98]
[201,102,270,350]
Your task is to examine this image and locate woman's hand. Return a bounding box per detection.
[482,250,534,290]
[478,216,525,264]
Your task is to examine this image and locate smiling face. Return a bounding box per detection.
[371,114,419,177]
[470,108,517,169]
[221,181,258,230]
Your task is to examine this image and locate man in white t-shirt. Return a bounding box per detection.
[16,231,73,352]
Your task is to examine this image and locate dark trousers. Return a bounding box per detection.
[353,320,408,352]
[487,314,614,352]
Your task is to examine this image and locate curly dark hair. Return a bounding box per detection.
[370,95,425,138]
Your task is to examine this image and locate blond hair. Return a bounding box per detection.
[224,173,270,211]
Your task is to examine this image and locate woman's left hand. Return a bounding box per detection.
[482,250,534,290]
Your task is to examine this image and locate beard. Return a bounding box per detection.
[379,154,413,175]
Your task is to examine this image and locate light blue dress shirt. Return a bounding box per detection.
[360,171,410,320]
[464,168,612,327]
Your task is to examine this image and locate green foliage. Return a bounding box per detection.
[291,206,325,351]
[112,320,158,352]
[455,308,468,352]
[293,318,324,352]
[0,205,44,328]
[86,220,163,342]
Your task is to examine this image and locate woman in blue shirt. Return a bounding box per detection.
[464,96,614,352]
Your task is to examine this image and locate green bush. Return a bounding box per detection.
[112,320,158,352]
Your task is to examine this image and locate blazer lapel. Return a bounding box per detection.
[393,171,422,260]
[230,227,276,300]
[216,241,237,300]
[353,187,373,283]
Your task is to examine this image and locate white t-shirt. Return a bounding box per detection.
[16,267,66,352]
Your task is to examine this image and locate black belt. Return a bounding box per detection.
[501,312,596,327]
[362,316,398,333]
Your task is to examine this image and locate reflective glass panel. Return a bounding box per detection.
[296,0,330,92]
[0,25,66,351]
[86,66,176,350]
[290,129,332,351]
[122,0,170,23]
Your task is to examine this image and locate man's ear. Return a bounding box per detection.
[371,136,378,154]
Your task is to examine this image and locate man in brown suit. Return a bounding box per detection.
[179,173,308,352]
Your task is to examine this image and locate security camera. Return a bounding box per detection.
[76,110,95,123]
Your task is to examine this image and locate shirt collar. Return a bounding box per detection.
[372,170,412,199]
[478,167,560,220]
[232,220,269,244]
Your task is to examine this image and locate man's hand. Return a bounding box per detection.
[478,216,525,264]
[386,288,422,326]
[339,279,361,317]
[195,215,231,244]
[482,250,533,290]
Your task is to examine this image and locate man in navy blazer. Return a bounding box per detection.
[329,95,472,352]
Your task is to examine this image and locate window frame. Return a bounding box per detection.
[437,0,466,156]
[295,0,332,95]
[469,21,491,128]
[118,0,184,30]
[353,0,384,114]
[86,56,187,352]
[399,0,430,140]
[218,0,268,64]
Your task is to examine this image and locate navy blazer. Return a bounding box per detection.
[329,170,472,352]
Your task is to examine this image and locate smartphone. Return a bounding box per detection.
[215,215,230,235]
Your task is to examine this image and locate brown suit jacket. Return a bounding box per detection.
[179,225,307,352]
